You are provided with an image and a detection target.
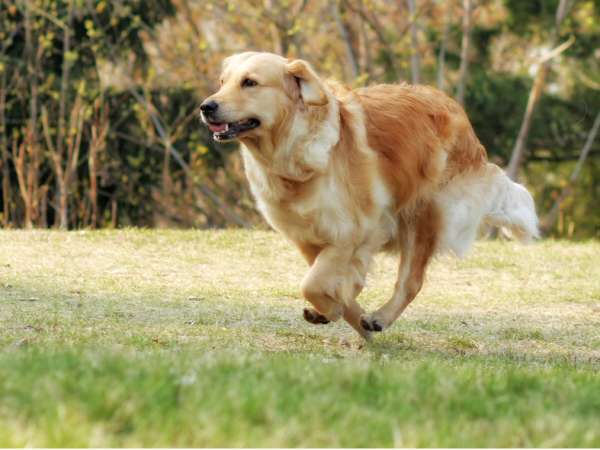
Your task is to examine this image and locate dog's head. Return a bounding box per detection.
[200,52,328,143]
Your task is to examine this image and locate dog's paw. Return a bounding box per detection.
[303,308,331,325]
[360,314,385,332]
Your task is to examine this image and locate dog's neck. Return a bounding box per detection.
[241,93,340,183]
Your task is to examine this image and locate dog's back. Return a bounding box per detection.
[356,84,487,208]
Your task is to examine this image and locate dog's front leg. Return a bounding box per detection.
[300,245,371,340]
[300,245,350,322]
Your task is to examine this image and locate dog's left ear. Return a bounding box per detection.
[286,59,328,106]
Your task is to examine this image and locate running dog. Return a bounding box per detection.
[200,52,538,340]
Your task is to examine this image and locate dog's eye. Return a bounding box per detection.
[241,78,258,88]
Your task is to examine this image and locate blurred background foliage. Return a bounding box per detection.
[0,0,598,237]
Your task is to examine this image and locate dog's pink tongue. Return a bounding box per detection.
[208,123,227,133]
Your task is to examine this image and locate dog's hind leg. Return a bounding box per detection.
[361,202,439,333]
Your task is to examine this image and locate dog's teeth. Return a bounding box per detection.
[225,123,229,131]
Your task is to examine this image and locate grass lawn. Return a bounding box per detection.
[0,229,599,447]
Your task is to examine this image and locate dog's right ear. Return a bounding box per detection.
[286,59,328,106]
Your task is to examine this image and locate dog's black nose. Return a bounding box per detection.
[200,100,218,115]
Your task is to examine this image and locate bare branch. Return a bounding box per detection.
[506,0,573,181]
[537,35,575,64]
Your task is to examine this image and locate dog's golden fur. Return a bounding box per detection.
[201,52,538,339]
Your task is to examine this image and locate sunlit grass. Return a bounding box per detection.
[0,230,599,446]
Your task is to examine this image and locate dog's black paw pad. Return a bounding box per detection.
[360,317,383,332]
[303,308,330,325]
[372,321,383,332]
[360,317,372,331]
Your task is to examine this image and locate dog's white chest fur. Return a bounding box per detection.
[241,145,395,251]
[241,148,352,244]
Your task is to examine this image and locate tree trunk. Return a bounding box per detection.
[541,110,600,233]
[345,1,399,80]
[506,0,573,180]
[406,0,420,84]
[24,1,38,147]
[0,71,9,227]
[263,0,286,55]
[58,179,68,230]
[111,197,118,228]
[39,185,48,228]
[455,0,472,105]
[89,101,108,229]
[23,0,40,228]
[437,3,451,91]
[358,12,373,80]
[55,0,74,229]
[89,146,99,228]
[505,63,549,180]
[12,138,32,229]
[332,0,360,80]
[162,141,172,194]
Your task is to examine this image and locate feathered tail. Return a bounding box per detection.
[437,163,539,257]
[483,165,539,242]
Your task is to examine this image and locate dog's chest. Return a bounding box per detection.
[243,161,355,245]
[262,175,358,245]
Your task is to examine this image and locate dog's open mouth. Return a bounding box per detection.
[207,118,260,141]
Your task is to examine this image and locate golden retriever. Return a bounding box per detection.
[200,52,538,340]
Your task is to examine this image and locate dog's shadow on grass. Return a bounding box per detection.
[358,329,599,370]
[358,328,500,363]
[360,332,422,358]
